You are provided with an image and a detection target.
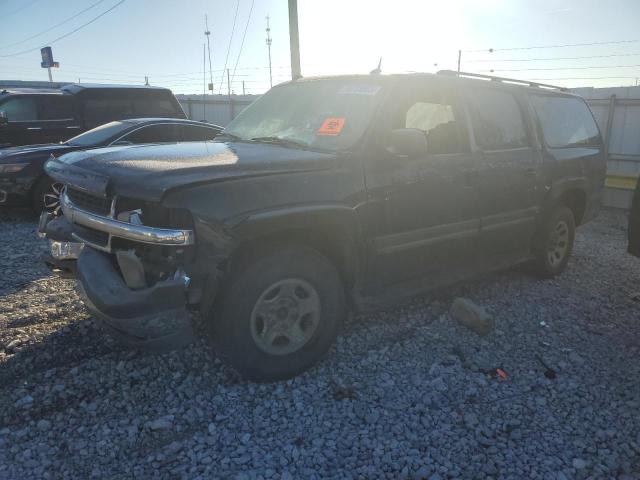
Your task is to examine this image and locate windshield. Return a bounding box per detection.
[66,121,131,147]
[222,79,386,152]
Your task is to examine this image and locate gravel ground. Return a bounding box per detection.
[0,207,639,480]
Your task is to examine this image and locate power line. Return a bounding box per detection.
[466,39,638,53]
[0,0,108,50]
[230,0,255,87]
[466,52,640,63]
[218,0,240,94]
[0,0,127,58]
[531,76,639,80]
[3,0,41,18]
[484,63,640,73]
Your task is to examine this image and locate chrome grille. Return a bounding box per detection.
[66,188,111,216]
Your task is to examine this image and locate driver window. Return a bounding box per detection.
[391,84,465,155]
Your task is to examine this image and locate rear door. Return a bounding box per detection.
[364,77,481,289]
[464,85,543,261]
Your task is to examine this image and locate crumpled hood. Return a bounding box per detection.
[45,141,337,202]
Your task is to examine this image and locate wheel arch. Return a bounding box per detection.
[226,205,366,296]
[545,179,588,226]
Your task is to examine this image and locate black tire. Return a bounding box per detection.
[532,205,576,278]
[31,176,63,215]
[208,245,346,382]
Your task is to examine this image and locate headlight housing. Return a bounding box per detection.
[0,163,28,174]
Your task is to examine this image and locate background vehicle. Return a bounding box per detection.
[629,180,640,256]
[41,72,605,381]
[0,84,186,148]
[0,118,222,212]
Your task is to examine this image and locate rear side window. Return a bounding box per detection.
[83,99,134,126]
[181,125,219,141]
[39,96,74,120]
[121,124,182,144]
[133,97,180,117]
[0,97,38,121]
[531,95,601,148]
[467,88,528,150]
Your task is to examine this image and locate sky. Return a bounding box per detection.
[1,0,639,95]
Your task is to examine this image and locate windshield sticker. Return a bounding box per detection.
[317,117,346,136]
[337,84,381,96]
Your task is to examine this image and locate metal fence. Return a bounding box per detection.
[176,94,258,126]
[573,86,640,209]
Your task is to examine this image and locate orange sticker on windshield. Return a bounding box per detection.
[317,117,345,136]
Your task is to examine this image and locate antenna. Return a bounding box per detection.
[370,57,382,75]
[265,15,273,88]
[205,15,214,93]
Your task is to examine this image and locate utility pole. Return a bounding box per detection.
[205,15,214,93]
[265,15,273,88]
[144,76,149,86]
[203,43,207,121]
[227,68,234,120]
[457,50,461,75]
[242,80,246,95]
[288,0,301,80]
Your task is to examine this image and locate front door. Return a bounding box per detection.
[0,95,45,146]
[362,78,481,292]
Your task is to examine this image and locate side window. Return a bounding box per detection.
[39,96,74,120]
[83,99,134,126]
[0,97,38,121]
[121,124,182,144]
[467,88,528,150]
[390,84,465,155]
[531,95,601,148]
[133,98,180,117]
[181,125,219,141]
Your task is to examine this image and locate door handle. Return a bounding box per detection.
[27,127,42,130]
[66,126,81,129]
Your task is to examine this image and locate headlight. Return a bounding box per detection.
[0,163,28,174]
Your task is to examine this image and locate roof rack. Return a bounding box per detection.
[437,70,568,92]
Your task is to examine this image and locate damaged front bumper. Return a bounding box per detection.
[38,193,203,351]
[76,247,195,351]
[38,212,83,277]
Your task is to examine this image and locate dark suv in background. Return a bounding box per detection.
[0,83,185,147]
[41,71,605,381]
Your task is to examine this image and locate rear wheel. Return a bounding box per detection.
[208,245,345,381]
[32,176,64,215]
[532,205,575,278]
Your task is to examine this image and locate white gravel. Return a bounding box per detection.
[1,207,639,479]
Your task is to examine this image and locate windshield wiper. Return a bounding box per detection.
[250,136,310,149]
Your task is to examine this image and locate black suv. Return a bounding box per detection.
[0,84,185,147]
[41,72,605,381]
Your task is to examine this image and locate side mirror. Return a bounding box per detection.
[0,111,8,126]
[387,128,428,157]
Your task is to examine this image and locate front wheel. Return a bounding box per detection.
[208,245,346,381]
[32,176,64,215]
[532,205,576,278]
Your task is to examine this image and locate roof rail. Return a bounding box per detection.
[437,70,568,92]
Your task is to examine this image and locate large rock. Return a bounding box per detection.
[450,298,494,336]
